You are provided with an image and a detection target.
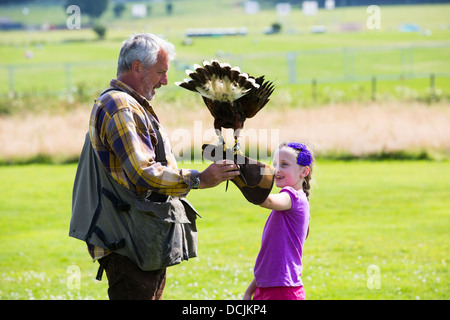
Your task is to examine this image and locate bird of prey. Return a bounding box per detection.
[175,59,275,154]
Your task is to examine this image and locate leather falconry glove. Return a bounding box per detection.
[202,144,275,205]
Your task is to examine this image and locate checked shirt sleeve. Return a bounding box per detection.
[105,107,191,197]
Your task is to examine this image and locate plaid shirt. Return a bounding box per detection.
[88,79,198,260]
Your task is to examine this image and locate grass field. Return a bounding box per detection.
[0,3,449,102]
[0,160,448,300]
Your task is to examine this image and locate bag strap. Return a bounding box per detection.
[102,188,130,211]
[148,115,168,166]
[146,117,169,202]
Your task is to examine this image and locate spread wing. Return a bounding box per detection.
[237,75,275,119]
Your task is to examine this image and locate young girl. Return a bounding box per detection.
[243,142,314,300]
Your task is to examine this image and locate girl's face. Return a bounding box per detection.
[273,147,308,190]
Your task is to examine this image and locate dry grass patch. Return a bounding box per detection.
[1,101,449,163]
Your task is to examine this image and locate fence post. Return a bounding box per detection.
[8,65,15,97]
[371,76,376,101]
[400,47,414,78]
[65,63,73,94]
[286,52,297,84]
[400,48,406,78]
[312,78,317,101]
[409,47,414,77]
[343,48,355,80]
[430,73,435,101]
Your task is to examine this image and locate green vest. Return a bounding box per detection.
[69,133,199,271]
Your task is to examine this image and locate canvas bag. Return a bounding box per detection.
[70,130,199,272]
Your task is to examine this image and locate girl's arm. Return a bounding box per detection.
[243,278,257,300]
[259,192,292,211]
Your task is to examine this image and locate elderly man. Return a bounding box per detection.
[70,33,239,300]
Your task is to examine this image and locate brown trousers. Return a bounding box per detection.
[98,253,167,300]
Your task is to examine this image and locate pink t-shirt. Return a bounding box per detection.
[254,187,310,287]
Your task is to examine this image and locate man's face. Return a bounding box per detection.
[137,50,169,100]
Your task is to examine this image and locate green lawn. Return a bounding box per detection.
[0,160,448,299]
[0,3,449,102]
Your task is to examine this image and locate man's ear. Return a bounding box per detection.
[131,60,142,76]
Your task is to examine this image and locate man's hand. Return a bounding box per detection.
[198,160,240,189]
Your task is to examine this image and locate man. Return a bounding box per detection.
[70,33,239,300]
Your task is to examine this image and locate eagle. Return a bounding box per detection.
[175,59,275,154]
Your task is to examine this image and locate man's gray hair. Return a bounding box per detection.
[117,33,176,76]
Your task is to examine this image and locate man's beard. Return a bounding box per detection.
[147,85,160,101]
[145,87,155,101]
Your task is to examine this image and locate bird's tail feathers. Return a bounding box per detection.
[176,59,262,102]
